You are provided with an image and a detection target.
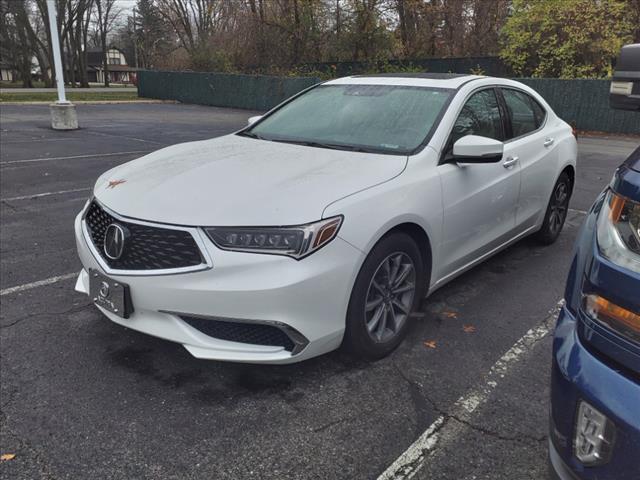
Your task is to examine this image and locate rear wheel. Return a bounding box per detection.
[535,172,572,245]
[344,232,425,360]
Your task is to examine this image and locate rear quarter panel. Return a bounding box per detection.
[542,119,578,223]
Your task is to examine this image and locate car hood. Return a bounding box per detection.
[94,134,407,226]
[613,146,640,202]
[623,145,640,172]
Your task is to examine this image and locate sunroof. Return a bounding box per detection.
[353,73,472,80]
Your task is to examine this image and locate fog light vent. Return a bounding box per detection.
[180,315,298,352]
[574,400,615,465]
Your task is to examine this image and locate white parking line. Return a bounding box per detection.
[2,137,79,144]
[2,187,91,202]
[0,150,151,166]
[377,300,563,480]
[0,272,78,297]
[569,207,589,215]
[86,130,165,145]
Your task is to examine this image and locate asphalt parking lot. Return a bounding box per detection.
[1,103,638,480]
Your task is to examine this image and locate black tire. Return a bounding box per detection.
[343,232,426,360]
[535,172,572,245]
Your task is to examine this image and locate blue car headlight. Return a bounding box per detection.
[596,189,640,274]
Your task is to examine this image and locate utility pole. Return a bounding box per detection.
[46,0,78,129]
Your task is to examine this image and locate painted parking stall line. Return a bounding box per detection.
[85,130,166,146]
[377,300,564,480]
[0,150,152,166]
[2,187,91,202]
[2,137,81,145]
[0,273,78,297]
[569,207,589,215]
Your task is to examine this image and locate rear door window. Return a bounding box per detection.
[501,89,544,138]
[529,98,546,128]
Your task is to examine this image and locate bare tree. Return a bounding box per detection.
[94,0,121,86]
[1,0,43,87]
[68,0,94,87]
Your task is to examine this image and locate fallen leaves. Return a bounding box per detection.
[422,309,478,351]
[0,453,16,462]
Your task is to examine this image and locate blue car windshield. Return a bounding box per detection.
[243,84,453,155]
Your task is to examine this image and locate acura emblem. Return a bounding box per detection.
[99,281,110,298]
[104,223,127,260]
[107,179,126,189]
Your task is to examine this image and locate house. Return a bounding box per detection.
[87,47,137,84]
[0,61,15,82]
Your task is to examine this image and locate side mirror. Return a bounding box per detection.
[247,115,262,125]
[452,135,504,163]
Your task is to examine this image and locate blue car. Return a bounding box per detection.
[549,145,640,479]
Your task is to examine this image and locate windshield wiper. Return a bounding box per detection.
[237,131,266,140]
[270,138,373,153]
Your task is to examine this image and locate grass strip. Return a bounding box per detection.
[1,91,140,102]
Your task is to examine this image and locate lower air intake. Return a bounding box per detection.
[181,316,297,352]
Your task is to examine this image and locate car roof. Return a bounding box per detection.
[324,73,482,89]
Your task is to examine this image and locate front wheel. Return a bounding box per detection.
[535,172,572,245]
[343,232,425,360]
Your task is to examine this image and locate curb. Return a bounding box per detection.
[0,100,176,105]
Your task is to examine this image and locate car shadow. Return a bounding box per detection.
[99,218,579,406]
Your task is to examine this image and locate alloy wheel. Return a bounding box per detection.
[549,181,569,236]
[364,252,416,343]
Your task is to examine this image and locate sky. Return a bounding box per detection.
[113,0,137,16]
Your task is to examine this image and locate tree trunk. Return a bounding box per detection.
[80,1,91,87]
[36,0,55,85]
[292,0,301,64]
[397,0,408,54]
[35,52,51,87]
[335,0,340,41]
[17,23,33,87]
[102,32,109,86]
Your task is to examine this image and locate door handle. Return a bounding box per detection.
[503,156,519,169]
[544,137,555,147]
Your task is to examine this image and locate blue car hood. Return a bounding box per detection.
[614,146,640,201]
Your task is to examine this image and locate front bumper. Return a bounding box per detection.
[549,438,579,480]
[549,306,640,480]
[74,211,365,364]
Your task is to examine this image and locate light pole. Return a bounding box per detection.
[46,0,78,130]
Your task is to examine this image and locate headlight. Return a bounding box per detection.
[204,216,343,259]
[596,189,640,274]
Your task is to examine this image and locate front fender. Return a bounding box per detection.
[323,157,442,285]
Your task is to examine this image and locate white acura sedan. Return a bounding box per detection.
[74,74,577,364]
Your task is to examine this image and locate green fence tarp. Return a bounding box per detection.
[139,71,639,134]
[138,70,320,111]
[296,56,511,77]
[515,78,639,135]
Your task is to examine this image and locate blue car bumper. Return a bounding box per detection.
[549,306,640,480]
[549,188,640,480]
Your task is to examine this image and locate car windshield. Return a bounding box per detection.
[242,84,453,155]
